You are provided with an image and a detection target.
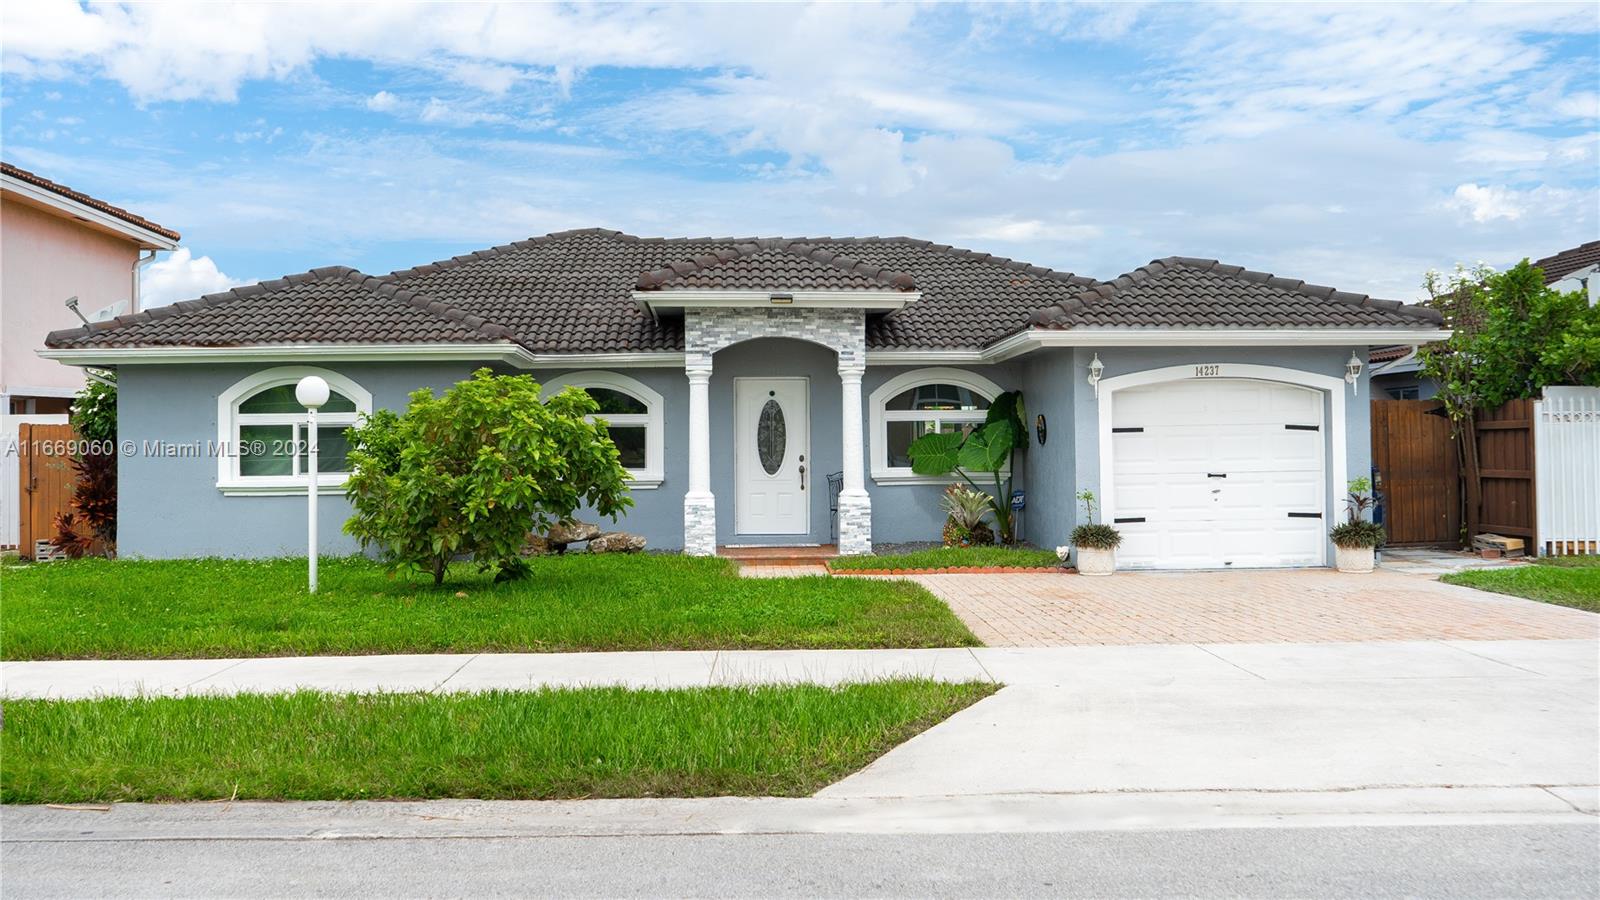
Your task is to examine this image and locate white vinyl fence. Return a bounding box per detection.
[1,414,71,549]
[1534,386,1600,556]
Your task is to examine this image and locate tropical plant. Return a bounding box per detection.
[343,369,634,586]
[906,391,1027,543]
[54,377,118,556]
[1330,477,1386,549]
[1069,489,1121,550]
[939,484,995,547]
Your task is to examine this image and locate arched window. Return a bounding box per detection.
[868,367,1005,483]
[540,371,664,488]
[216,367,372,495]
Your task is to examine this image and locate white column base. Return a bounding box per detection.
[684,492,717,557]
[836,490,872,556]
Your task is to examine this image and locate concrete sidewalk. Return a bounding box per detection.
[3,639,1595,698]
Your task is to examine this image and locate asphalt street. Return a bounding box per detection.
[4,824,1596,898]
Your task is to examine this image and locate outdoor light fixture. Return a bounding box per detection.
[1087,353,1105,398]
[296,375,330,593]
[1345,351,1363,395]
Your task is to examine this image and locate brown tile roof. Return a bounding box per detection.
[1533,240,1600,284]
[45,267,512,348]
[1368,345,1415,364]
[2,161,180,242]
[1028,257,1443,330]
[636,240,916,292]
[382,229,1099,352]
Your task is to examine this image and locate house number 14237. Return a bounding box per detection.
[1193,364,1221,377]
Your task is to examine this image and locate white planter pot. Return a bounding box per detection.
[1076,547,1116,576]
[1334,545,1375,574]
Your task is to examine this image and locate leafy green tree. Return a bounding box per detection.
[343,369,633,585]
[906,391,1027,544]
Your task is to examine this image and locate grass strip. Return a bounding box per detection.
[1441,555,1600,613]
[1,554,978,660]
[0,681,996,803]
[829,546,1061,572]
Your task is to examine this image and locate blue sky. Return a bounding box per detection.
[3,1,1596,306]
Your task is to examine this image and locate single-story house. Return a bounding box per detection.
[42,229,1448,569]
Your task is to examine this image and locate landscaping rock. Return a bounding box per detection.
[589,531,646,554]
[546,519,602,545]
[520,534,553,556]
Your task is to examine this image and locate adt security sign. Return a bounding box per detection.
[1010,490,1025,510]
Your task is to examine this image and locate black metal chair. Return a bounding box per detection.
[826,471,844,545]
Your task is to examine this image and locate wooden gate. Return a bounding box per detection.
[1371,399,1461,546]
[17,423,79,560]
[1473,398,1536,545]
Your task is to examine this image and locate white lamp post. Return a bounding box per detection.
[295,375,330,593]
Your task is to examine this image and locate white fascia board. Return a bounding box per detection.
[38,343,538,367]
[522,351,686,369]
[864,349,987,365]
[980,328,1452,362]
[632,290,919,316]
[2,176,180,250]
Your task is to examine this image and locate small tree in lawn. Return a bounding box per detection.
[343,369,633,585]
[905,391,1027,544]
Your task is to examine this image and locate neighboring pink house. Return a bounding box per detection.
[1,162,180,414]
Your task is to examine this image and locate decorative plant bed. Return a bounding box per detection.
[834,566,1070,576]
[828,545,1064,576]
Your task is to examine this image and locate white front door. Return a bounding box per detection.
[735,377,810,536]
[1110,378,1327,569]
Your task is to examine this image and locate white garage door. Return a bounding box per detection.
[1109,379,1327,569]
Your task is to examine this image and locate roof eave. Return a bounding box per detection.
[38,342,536,367]
[2,173,180,250]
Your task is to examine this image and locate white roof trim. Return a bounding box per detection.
[632,289,919,317]
[980,327,1451,362]
[2,173,180,250]
[39,342,537,367]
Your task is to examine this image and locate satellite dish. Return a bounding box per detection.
[91,300,129,322]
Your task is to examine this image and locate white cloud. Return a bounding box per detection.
[365,90,398,112]
[1451,183,1525,223]
[140,248,244,307]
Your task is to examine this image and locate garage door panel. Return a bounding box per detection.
[1108,378,1327,570]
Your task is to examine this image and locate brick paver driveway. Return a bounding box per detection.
[910,569,1598,646]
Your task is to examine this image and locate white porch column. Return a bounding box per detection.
[836,360,872,555]
[683,357,717,556]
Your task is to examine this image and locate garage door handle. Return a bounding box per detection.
[1206,473,1227,478]
[1287,512,1322,518]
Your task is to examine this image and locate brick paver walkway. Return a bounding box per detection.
[908,569,1599,646]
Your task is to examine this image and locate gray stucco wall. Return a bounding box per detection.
[117,362,476,559]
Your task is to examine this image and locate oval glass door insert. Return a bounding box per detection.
[757,399,786,475]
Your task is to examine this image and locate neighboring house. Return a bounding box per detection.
[1,162,181,414]
[2,162,180,551]
[41,229,1447,569]
[1370,239,1600,400]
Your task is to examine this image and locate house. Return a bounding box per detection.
[1369,239,1599,401]
[40,229,1448,569]
[2,162,181,551]
[2,162,181,415]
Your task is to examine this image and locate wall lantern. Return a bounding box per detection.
[1344,351,1363,395]
[1087,353,1105,398]
[296,374,330,594]
[1035,414,1047,445]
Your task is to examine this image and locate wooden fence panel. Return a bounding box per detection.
[17,423,79,560]
[1371,399,1460,546]
[1474,399,1536,543]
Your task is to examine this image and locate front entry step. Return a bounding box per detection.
[719,544,840,567]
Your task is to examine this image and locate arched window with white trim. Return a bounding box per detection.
[869,367,1006,483]
[541,371,664,489]
[216,366,372,495]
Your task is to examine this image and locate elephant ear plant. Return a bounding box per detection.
[907,391,1027,544]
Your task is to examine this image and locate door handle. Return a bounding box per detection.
[799,464,806,490]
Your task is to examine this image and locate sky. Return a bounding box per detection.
[2,1,1597,308]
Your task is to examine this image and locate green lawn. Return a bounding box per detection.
[0,555,978,660]
[830,545,1061,571]
[1441,555,1600,613]
[0,681,996,804]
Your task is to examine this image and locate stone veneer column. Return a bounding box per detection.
[836,360,872,555]
[682,356,717,556]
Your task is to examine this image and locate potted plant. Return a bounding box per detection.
[1329,477,1386,573]
[1065,490,1121,576]
[940,484,995,547]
